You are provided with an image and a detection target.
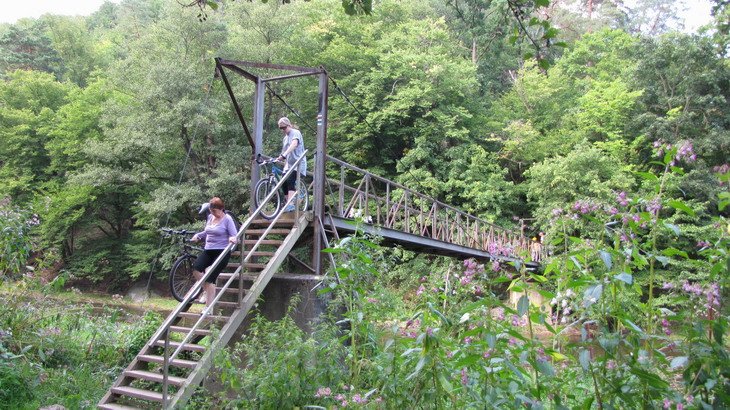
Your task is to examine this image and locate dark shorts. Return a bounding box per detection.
[283,172,297,193]
[193,249,231,283]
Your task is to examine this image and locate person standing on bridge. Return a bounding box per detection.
[276,117,307,212]
[190,197,238,307]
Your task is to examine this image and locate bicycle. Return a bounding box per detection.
[254,154,309,219]
[161,228,204,302]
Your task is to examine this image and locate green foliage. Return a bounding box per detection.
[0,203,36,277]
[216,302,347,408]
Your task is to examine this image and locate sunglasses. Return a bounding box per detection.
[279,126,288,130]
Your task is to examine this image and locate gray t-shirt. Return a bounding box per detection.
[281,128,307,177]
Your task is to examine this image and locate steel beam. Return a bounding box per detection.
[326,216,524,265]
[312,71,329,274]
[250,78,265,213]
[217,59,322,73]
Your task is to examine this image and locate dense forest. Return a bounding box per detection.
[0,0,728,408]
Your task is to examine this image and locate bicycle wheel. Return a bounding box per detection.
[254,177,280,219]
[170,254,200,302]
[296,178,309,212]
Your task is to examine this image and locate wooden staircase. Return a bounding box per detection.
[98,213,309,409]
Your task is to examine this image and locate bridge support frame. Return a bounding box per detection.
[215,59,329,275]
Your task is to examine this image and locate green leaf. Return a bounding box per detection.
[664,223,681,236]
[583,284,603,307]
[537,360,555,376]
[630,367,669,389]
[206,1,218,10]
[620,318,643,333]
[662,248,688,258]
[535,0,550,7]
[668,200,695,217]
[654,255,670,267]
[614,273,633,285]
[670,356,688,369]
[579,349,591,371]
[599,250,612,270]
[517,295,529,317]
[428,303,452,326]
[438,373,454,394]
[636,171,658,181]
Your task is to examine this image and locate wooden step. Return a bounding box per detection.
[242,239,283,246]
[251,219,294,227]
[169,325,211,336]
[137,354,197,369]
[111,386,163,402]
[241,251,276,257]
[98,403,140,410]
[214,287,247,295]
[245,228,291,235]
[226,262,267,270]
[177,311,229,322]
[214,300,240,309]
[124,370,187,387]
[153,340,206,353]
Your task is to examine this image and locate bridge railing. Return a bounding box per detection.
[323,155,542,262]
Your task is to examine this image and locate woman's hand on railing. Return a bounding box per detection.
[228,236,237,245]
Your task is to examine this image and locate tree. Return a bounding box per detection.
[0,19,62,77]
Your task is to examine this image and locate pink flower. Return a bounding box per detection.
[352,394,365,404]
[416,285,425,296]
[663,399,672,409]
[315,387,332,398]
[491,260,500,272]
[461,368,468,385]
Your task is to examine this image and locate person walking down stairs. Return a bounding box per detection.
[190,197,238,307]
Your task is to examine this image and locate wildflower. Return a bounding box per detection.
[315,387,332,398]
[367,297,378,303]
[551,208,563,217]
[685,395,693,404]
[352,394,365,404]
[461,368,468,385]
[606,360,616,370]
[483,350,492,359]
[419,276,427,283]
[508,337,517,346]
[375,397,383,403]
[616,192,630,207]
[463,336,473,344]
[473,285,483,296]
[416,285,425,296]
[341,400,348,407]
[511,315,521,327]
[696,241,711,249]
[646,198,662,217]
[336,394,345,401]
[663,399,672,409]
[491,260,500,272]
[426,327,434,336]
[662,282,674,290]
[493,307,505,321]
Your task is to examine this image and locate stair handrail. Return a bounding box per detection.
[146,152,308,407]
[148,150,309,347]
[323,155,532,260]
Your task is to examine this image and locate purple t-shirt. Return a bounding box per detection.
[195,214,237,249]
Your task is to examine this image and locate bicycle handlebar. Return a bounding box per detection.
[256,153,284,165]
[160,228,194,237]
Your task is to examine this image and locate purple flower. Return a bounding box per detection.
[606,360,616,370]
[416,285,425,296]
[646,198,662,217]
[352,394,365,404]
[315,387,332,398]
[616,191,630,207]
[463,336,473,344]
[461,368,468,385]
[491,260,500,272]
[662,282,674,290]
[663,399,672,409]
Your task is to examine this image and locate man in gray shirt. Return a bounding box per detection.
[276,117,306,212]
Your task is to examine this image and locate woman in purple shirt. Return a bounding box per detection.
[191,197,238,307]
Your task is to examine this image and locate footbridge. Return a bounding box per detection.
[98,60,543,409]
